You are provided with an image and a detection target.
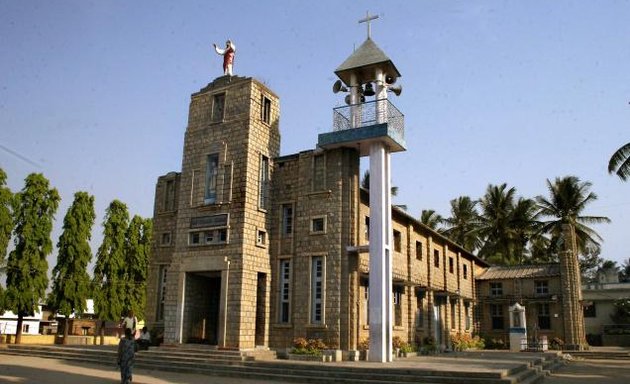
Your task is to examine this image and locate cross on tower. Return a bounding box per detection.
[358,11,379,39]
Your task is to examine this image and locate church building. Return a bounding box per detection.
[145,31,586,354]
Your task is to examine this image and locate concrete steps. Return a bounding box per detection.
[568,351,630,360]
[0,345,561,384]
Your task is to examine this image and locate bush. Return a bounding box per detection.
[484,337,507,350]
[291,337,328,356]
[358,337,369,351]
[550,337,564,350]
[451,332,485,351]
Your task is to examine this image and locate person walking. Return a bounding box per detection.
[117,328,138,384]
[122,310,137,337]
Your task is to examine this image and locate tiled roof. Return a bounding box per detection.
[334,38,400,86]
[476,264,561,280]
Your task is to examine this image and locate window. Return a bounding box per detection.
[310,216,326,234]
[189,228,228,246]
[451,301,457,329]
[463,264,468,279]
[256,229,267,247]
[22,324,29,333]
[160,232,171,246]
[281,204,293,236]
[584,303,597,318]
[490,282,503,296]
[211,93,225,122]
[415,241,423,260]
[415,291,424,328]
[311,256,324,324]
[312,154,326,191]
[449,257,454,274]
[538,303,551,329]
[164,179,176,211]
[361,280,369,326]
[364,216,370,241]
[259,155,269,210]
[279,259,291,323]
[261,95,272,124]
[393,286,403,326]
[393,230,402,252]
[464,302,472,330]
[535,280,549,295]
[490,304,504,330]
[157,266,168,321]
[433,250,440,268]
[205,154,219,204]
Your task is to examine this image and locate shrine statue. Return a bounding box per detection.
[213,39,236,76]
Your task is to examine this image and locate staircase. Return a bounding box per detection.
[0,345,563,384]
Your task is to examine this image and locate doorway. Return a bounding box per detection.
[183,272,221,344]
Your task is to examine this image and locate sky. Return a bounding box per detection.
[1,1,629,271]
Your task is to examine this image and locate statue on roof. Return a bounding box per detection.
[213,39,236,76]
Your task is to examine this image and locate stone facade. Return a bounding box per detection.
[145,75,280,349]
[476,264,565,346]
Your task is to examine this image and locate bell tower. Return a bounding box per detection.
[318,13,405,362]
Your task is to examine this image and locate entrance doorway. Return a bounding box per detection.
[183,272,221,344]
[255,272,267,347]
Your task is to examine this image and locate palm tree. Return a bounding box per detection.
[608,142,630,181]
[509,197,541,264]
[535,176,610,255]
[442,196,481,252]
[476,183,518,264]
[420,209,444,231]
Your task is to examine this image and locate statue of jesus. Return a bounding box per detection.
[213,39,236,76]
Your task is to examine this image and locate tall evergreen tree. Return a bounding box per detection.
[0,168,13,261]
[0,168,14,311]
[93,200,129,344]
[123,216,152,320]
[48,192,96,344]
[5,173,60,344]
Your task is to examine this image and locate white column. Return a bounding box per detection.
[375,69,388,124]
[175,271,186,344]
[368,142,393,362]
[350,73,362,128]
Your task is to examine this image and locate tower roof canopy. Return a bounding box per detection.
[335,38,401,86]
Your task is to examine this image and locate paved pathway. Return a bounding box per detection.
[0,355,271,384]
[545,358,630,384]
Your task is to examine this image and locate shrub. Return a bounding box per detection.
[358,337,369,351]
[550,337,564,350]
[484,337,506,350]
[451,332,485,351]
[291,337,328,356]
[392,336,405,349]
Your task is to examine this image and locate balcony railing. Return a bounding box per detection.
[332,99,404,138]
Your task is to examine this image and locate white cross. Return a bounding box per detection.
[358,11,379,39]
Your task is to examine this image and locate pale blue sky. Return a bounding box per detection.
[1,1,628,267]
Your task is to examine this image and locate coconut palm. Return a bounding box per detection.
[509,197,541,264]
[442,196,481,252]
[535,176,610,255]
[420,209,444,231]
[608,142,630,181]
[476,183,518,264]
